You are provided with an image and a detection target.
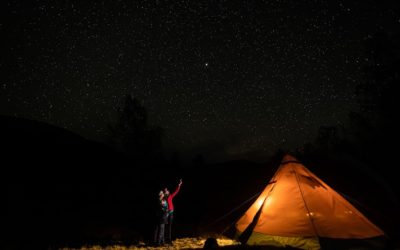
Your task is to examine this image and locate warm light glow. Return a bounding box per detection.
[256,198,264,208]
[306,212,314,217]
[255,196,273,209]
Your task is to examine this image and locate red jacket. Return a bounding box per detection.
[167,185,181,212]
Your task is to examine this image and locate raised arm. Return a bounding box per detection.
[170,179,182,198]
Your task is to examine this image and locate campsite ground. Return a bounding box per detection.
[45,237,400,250]
[53,237,306,250]
[57,237,239,250]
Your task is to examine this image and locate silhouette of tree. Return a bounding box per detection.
[299,32,399,162]
[356,32,399,128]
[341,32,400,208]
[109,94,164,163]
[351,31,399,162]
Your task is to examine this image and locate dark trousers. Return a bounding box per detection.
[154,223,165,245]
[165,212,174,243]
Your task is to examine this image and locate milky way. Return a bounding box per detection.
[2,1,399,162]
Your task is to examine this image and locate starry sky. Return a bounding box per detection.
[2,1,400,163]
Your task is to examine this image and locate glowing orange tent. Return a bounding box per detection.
[235,155,385,250]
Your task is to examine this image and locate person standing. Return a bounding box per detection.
[154,190,168,246]
[164,179,183,244]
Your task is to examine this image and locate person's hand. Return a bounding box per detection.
[179,179,183,186]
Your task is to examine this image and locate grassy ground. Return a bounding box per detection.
[55,236,399,250]
[57,237,240,250]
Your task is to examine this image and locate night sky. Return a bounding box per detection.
[2,1,400,163]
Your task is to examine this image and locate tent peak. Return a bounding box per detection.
[281,154,300,164]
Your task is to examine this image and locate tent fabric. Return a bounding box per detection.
[235,155,384,249]
[238,231,320,250]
